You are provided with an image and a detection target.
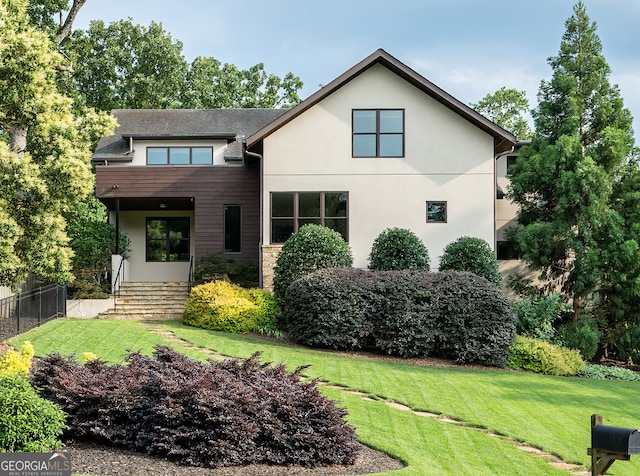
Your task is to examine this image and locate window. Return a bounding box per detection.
[271,192,348,243]
[146,217,190,262]
[353,109,404,157]
[426,201,447,223]
[147,147,213,165]
[224,205,242,253]
[497,241,519,260]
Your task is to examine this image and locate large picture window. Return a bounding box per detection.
[271,192,348,243]
[353,109,404,157]
[147,147,213,165]
[146,217,190,262]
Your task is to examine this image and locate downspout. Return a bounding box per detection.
[494,145,515,255]
[242,139,264,288]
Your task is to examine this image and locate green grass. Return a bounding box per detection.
[10,318,640,475]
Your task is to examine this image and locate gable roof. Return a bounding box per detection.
[246,49,517,155]
[93,109,287,162]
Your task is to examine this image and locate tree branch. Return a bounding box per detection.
[55,0,88,45]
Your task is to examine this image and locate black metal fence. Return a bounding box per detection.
[0,284,66,341]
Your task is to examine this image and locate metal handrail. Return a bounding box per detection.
[188,255,194,292]
[113,255,125,310]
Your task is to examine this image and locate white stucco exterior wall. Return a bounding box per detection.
[495,154,519,241]
[110,210,194,282]
[262,64,496,269]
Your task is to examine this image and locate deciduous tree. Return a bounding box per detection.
[64,19,303,111]
[0,0,115,285]
[471,87,532,140]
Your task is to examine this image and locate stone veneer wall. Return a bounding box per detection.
[261,245,282,291]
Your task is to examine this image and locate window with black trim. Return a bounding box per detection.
[497,240,519,260]
[506,155,517,174]
[353,109,404,157]
[224,205,242,253]
[271,192,348,243]
[426,201,447,223]
[147,147,213,165]
[146,217,190,261]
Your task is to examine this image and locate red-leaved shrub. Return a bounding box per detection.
[30,347,359,468]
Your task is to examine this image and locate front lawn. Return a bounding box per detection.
[10,318,640,475]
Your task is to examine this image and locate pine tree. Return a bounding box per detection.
[508,2,635,322]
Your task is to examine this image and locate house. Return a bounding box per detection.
[92,49,517,290]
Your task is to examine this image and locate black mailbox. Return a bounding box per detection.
[589,415,640,475]
[592,424,640,455]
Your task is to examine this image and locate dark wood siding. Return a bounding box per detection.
[95,165,260,262]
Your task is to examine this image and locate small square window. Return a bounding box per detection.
[427,201,447,223]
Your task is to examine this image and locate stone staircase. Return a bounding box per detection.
[98,282,190,320]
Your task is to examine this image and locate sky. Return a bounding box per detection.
[74,0,640,134]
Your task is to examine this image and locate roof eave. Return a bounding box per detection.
[121,133,237,141]
[246,48,516,152]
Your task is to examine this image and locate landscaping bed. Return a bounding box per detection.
[62,440,403,476]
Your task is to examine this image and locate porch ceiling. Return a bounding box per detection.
[99,196,195,212]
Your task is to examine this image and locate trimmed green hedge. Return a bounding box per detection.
[283,268,516,366]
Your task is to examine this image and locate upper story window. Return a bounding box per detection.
[352,109,404,157]
[147,147,213,165]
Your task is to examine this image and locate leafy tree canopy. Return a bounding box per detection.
[63,18,303,111]
[471,87,532,140]
[0,0,115,285]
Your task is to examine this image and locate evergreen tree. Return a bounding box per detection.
[508,2,635,322]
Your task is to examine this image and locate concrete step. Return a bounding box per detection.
[97,281,190,321]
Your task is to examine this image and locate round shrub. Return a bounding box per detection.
[282,268,377,350]
[183,280,278,333]
[0,376,67,452]
[368,227,430,271]
[438,236,501,285]
[273,224,352,306]
[508,335,586,376]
